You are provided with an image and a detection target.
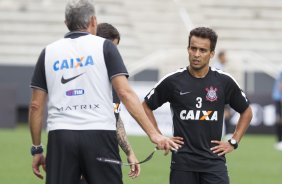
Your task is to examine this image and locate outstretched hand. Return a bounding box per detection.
[150,134,183,155]
[170,136,184,148]
[32,153,46,179]
[210,140,234,156]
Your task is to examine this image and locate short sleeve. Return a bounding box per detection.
[103,40,129,80]
[225,77,249,113]
[144,78,171,110]
[30,49,48,92]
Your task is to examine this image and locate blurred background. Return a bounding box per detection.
[0,0,282,183]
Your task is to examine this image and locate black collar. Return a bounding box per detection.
[64,31,90,39]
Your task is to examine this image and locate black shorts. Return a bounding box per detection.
[170,169,229,184]
[46,130,122,184]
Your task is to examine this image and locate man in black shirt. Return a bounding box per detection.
[79,23,140,184]
[143,27,253,184]
[97,22,141,177]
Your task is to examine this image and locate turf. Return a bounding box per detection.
[0,125,281,184]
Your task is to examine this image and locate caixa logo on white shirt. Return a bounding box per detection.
[180,110,218,121]
[53,55,94,71]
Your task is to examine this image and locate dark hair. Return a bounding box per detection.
[96,23,120,43]
[65,0,95,31]
[188,27,218,51]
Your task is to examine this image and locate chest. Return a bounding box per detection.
[170,77,225,110]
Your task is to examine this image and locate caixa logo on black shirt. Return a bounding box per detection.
[56,104,100,112]
[180,110,218,121]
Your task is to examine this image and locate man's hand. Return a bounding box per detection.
[127,152,140,179]
[170,136,184,147]
[210,140,234,156]
[150,134,183,155]
[32,154,46,179]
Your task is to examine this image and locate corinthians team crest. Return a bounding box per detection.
[205,86,218,102]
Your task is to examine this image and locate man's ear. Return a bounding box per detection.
[210,51,215,59]
[90,16,97,34]
[91,16,97,27]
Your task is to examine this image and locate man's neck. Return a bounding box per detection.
[188,66,209,78]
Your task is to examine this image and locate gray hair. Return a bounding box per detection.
[65,0,95,31]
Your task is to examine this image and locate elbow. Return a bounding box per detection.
[29,101,41,113]
[249,107,253,120]
[248,106,253,120]
[243,106,253,122]
[142,101,150,112]
[142,101,146,108]
[116,88,131,102]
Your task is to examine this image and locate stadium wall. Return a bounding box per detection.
[0,66,277,135]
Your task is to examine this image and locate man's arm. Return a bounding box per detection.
[143,101,184,144]
[211,106,253,156]
[142,102,162,134]
[230,106,253,142]
[29,88,47,179]
[111,75,180,153]
[116,116,133,156]
[29,89,47,146]
[116,116,140,178]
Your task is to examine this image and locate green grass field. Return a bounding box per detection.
[0,125,282,184]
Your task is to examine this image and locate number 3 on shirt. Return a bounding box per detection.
[196,97,202,108]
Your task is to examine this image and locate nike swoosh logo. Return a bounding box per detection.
[61,73,84,84]
[179,91,191,95]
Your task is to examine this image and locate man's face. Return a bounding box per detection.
[188,36,214,71]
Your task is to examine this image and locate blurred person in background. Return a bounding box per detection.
[213,50,227,71]
[28,0,181,184]
[142,27,253,184]
[272,70,282,150]
[212,51,232,139]
[79,23,140,184]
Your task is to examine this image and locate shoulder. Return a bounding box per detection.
[84,34,106,43]
[210,67,242,90]
[103,39,116,50]
[45,38,64,48]
[211,67,237,82]
[47,35,106,47]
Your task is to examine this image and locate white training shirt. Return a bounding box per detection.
[31,32,128,131]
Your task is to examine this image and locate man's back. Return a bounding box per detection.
[32,32,128,131]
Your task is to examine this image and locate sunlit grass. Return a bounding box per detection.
[0,125,281,184]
